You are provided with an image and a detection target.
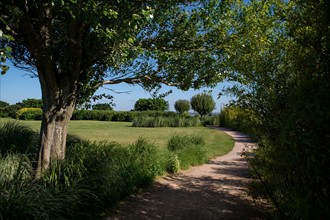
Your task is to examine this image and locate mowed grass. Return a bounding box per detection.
[2,119,234,157]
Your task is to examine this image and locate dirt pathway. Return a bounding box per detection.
[106,128,270,220]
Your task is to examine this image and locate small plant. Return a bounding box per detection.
[166,153,180,173]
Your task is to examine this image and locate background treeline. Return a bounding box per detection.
[0,94,219,126]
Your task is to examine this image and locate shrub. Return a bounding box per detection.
[202,115,220,126]
[219,106,257,134]
[72,110,114,121]
[0,102,10,117]
[21,98,43,108]
[112,111,134,122]
[92,103,113,110]
[16,108,42,120]
[4,104,22,118]
[71,110,178,122]
[174,99,190,114]
[0,107,9,118]
[166,153,180,173]
[0,101,9,108]
[134,98,169,111]
[191,93,216,118]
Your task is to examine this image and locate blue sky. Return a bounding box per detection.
[0,64,232,112]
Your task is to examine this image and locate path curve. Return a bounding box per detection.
[106,128,270,220]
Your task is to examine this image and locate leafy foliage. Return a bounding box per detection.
[71,110,177,122]
[134,98,169,111]
[0,101,9,108]
[190,93,215,118]
[16,108,42,120]
[222,0,330,218]
[21,99,43,108]
[0,0,238,172]
[92,103,113,111]
[174,99,190,114]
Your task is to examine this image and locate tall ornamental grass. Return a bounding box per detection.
[167,135,207,169]
[0,121,39,157]
[132,116,200,127]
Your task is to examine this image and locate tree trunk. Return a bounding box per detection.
[36,104,75,177]
[35,67,78,178]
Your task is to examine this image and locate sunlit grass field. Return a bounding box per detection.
[0,119,234,157]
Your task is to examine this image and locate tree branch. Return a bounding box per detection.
[93,74,181,90]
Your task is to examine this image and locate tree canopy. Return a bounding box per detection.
[0,0,236,174]
[134,98,169,111]
[22,98,43,108]
[174,99,190,114]
[92,103,113,111]
[190,93,215,118]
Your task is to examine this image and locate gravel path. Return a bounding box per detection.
[106,128,271,220]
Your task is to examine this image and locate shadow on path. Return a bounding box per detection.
[106,128,271,220]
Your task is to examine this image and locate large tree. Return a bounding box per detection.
[0,0,235,175]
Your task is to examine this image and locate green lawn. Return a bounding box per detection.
[1,119,234,157]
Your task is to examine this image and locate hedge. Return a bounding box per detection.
[16,108,42,120]
[13,109,179,122]
[71,110,178,122]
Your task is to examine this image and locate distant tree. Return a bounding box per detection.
[174,99,190,114]
[0,100,9,107]
[22,98,42,108]
[134,98,169,111]
[92,103,113,111]
[190,93,215,118]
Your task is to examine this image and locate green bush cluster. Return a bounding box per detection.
[134,98,169,111]
[71,110,177,122]
[219,106,257,134]
[201,115,220,126]
[0,121,217,219]
[16,108,42,120]
[0,107,9,118]
[0,104,22,119]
